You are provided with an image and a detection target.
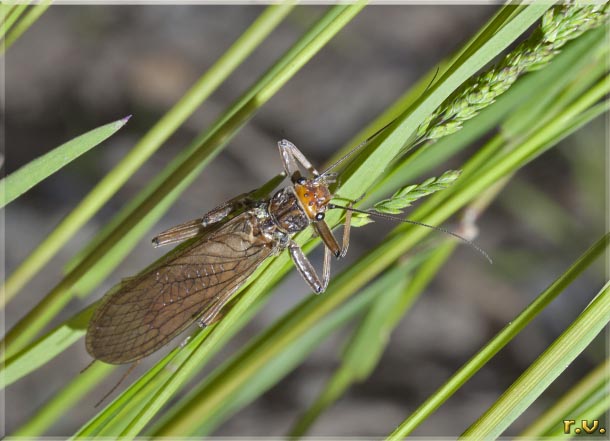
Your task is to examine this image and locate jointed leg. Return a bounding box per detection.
[338,202,353,258]
[313,198,354,259]
[152,191,258,247]
[288,240,330,294]
[278,139,320,182]
[321,245,331,290]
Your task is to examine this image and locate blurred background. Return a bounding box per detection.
[3,5,606,437]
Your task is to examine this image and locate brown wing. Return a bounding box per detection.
[86,212,276,364]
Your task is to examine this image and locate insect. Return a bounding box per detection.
[86,124,485,365]
[86,136,358,364]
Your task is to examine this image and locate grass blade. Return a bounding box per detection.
[2,8,360,420]
[2,0,52,54]
[519,358,610,437]
[0,2,30,39]
[2,304,95,388]
[386,233,609,439]
[461,280,610,439]
[0,115,131,210]
[12,361,114,436]
[7,6,590,436]
[403,75,609,245]
[5,0,544,372]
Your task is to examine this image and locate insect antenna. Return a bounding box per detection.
[328,203,492,264]
[318,68,442,180]
[318,119,396,179]
[94,360,140,408]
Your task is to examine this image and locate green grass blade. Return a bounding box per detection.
[385,69,608,438]
[73,344,185,438]
[345,242,458,382]
[77,221,329,434]
[536,99,610,151]
[0,115,131,210]
[414,5,608,145]
[5,4,605,438]
[11,361,114,437]
[2,0,51,53]
[461,280,610,439]
[9,6,600,436]
[280,5,555,302]
[340,268,411,381]
[519,358,610,437]
[0,2,30,39]
[74,239,321,436]
[70,349,178,439]
[377,42,607,440]
[386,234,609,439]
[446,40,607,200]
[2,2,294,302]
[1,304,95,388]
[0,3,14,17]
[2,2,357,361]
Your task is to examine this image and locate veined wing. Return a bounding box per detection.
[86,212,275,364]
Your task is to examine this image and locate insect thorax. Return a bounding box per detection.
[268,187,310,234]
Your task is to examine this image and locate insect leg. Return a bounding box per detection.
[197,284,241,327]
[321,244,331,290]
[314,221,340,257]
[152,192,256,247]
[152,218,207,247]
[288,240,327,294]
[278,139,320,181]
[314,199,354,258]
[338,202,353,258]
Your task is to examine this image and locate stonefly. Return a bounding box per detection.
[86,123,486,365]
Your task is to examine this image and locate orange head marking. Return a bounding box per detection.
[294,180,332,220]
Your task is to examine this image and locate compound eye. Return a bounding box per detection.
[296,177,307,185]
[315,212,325,221]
